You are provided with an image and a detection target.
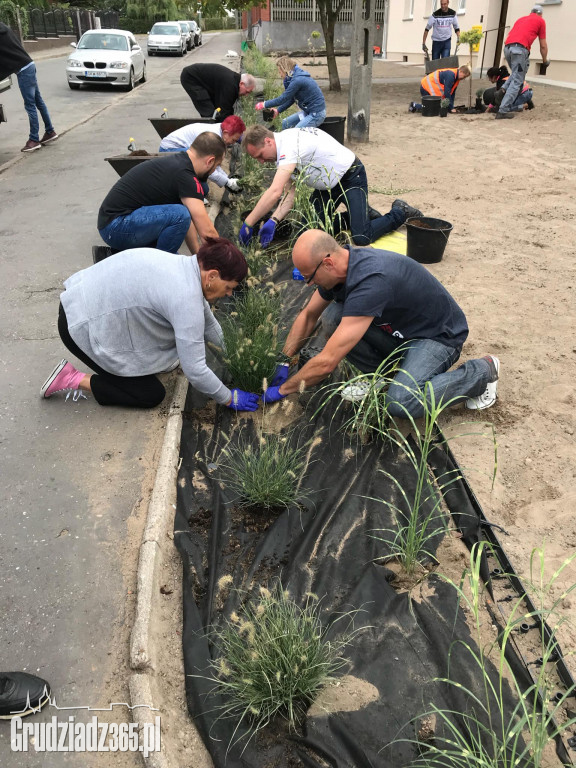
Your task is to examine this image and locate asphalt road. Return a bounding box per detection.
[0,30,237,766]
[0,34,214,164]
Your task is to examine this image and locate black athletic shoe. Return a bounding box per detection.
[92,245,113,264]
[495,112,514,120]
[368,206,382,220]
[527,99,535,110]
[391,199,422,219]
[0,672,50,719]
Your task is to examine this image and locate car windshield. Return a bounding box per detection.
[151,24,180,35]
[178,23,188,32]
[78,33,129,51]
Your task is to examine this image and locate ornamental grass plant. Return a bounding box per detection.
[221,285,282,392]
[218,423,310,511]
[387,543,576,768]
[198,583,363,751]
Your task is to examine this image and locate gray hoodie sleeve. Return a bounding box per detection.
[163,291,230,405]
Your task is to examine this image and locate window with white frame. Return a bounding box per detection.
[458,0,467,12]
[404,0,415,20]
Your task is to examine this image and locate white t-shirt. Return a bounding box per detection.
[274,127,355,190]
[159,122,228,186]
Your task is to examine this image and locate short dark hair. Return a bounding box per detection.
[197,237,248,282]
[191,132,226,160]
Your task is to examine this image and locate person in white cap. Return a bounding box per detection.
[496,4,549,120]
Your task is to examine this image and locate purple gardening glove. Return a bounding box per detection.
[259,218,277,248]
[261,385,286,405]
[226,389,259,412]
[270,363,290,387]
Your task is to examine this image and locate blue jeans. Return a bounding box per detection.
[16,63,54,142]
[99,205,191,253]
[432,39,451,60]
[158,147,185,152]
[319,306,491,418]
[281,109,327,130]
[311,160,406,246]
[509,88,533,111]
[500,44,530,114]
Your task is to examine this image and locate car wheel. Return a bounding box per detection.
[148,50,154,56]
[140,62,147,84]
[125,68,135,91]
[68,82,81,90]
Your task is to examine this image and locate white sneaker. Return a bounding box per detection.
[341,378,384,403]
[465,356,500,410]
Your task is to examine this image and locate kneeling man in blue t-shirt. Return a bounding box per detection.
[261,229,499,418]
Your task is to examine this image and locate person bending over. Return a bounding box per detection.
[41,238,259,412]
[261,230,500,419]
[158,115,245,195]
[97,132,225,257]
[239,125,421,249]
[420,65,470,112]
[180,63,255,120]
[255,56,326,130]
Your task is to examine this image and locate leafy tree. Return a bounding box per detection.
[298,0,345,91]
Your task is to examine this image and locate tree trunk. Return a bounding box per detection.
[318,0,345,92]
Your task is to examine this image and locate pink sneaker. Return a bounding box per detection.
[40,359,86,400]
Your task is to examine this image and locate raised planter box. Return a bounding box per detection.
[104,152,168,177]
[148,116,215,139]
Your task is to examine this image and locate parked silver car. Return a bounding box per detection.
[178,21,193,51]
[188,20,202,47]
[66,29,146,91]
[147,22,186,56]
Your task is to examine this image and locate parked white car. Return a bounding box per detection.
[147,22,186,57]
[66,29,145,91]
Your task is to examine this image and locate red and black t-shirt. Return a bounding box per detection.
[97,152,205,229]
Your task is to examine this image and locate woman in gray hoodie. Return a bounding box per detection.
[40,238,259,412]
[255,56,326,130]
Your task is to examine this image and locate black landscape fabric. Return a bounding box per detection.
[173,389,518,768]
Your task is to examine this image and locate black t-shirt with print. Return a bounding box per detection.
[318,246,468,350]
[98,152,205,229]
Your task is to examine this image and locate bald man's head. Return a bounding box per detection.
[292,230,349,287]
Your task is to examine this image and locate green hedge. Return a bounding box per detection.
[202,16,236,31]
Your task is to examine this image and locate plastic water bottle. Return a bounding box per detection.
[127,137,136,152]
[292,268,305,281]
[161,107,168,118]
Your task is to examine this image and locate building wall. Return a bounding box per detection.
[385,0,575,84]
[257,21,354,55]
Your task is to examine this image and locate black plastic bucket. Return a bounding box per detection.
[406,217,453,263]
[319,116,346,144]
[422,95,441,117]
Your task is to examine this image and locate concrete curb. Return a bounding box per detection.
[130,373,189,671]
[129,674,170,768]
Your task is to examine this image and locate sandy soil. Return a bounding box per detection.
[306,56,576,667]
[151,57,576,765]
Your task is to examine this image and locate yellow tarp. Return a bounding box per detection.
[371,229,407,255]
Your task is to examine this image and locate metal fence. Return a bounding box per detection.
[270,0,387,23]
[0,7,120,41]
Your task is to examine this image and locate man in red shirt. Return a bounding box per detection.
[496,4,549,120]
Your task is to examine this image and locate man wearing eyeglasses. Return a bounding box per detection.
[238,124,421,249]
[262,230,500,417]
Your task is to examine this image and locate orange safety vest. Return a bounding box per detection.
[421,68,460,97]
